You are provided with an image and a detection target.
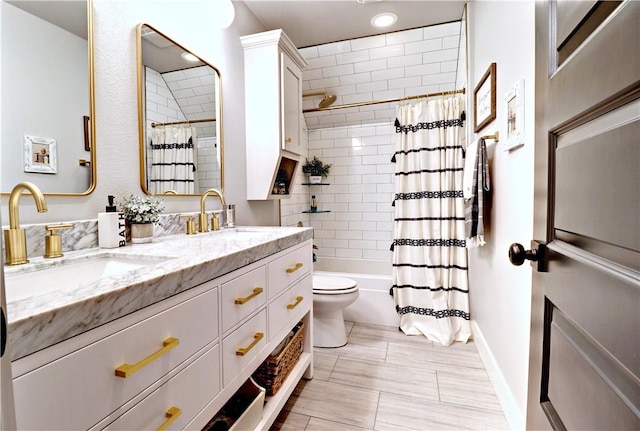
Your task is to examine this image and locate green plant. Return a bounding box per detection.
[119,195,165,224]
[302,156,332,177]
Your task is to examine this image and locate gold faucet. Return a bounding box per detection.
[199,189,225,232]
[4,182,48,265]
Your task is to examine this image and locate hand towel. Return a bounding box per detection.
[462,139,478,199]
[465,138,490,247]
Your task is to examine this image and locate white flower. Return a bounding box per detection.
[119,195,165,224]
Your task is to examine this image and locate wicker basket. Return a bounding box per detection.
[253,321,304,396]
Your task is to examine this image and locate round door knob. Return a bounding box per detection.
[508,243,538,266]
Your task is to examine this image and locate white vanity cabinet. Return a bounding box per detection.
[267,244,313,341]
[242,29,308,200]
[12,283,220,431]
[11,238,313,431]
[189,239,314,430]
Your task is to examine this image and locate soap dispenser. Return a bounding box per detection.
[98,195,126,248]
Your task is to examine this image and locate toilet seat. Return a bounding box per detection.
[313,275,358,295]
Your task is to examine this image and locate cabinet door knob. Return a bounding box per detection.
[156,406,182,431]
[285,137,292,143]
[236,332,264,356]
[287,296,304,310]
[115,337,180,378]
[286,262,303,273]
[235,287,264,304]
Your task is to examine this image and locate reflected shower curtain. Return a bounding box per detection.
[150,125,196,194]
[392,94,470,346]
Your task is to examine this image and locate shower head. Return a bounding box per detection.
[318,93,337,108]
[303,90,337,109]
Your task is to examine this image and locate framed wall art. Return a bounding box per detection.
[24,135,57,174]
[473,62,496,133]
[504,79,524,151]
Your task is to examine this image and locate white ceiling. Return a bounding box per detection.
[240,0,467,48]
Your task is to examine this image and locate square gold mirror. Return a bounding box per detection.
[136,23,223,196]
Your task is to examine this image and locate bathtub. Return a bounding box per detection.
[313,257,399,327]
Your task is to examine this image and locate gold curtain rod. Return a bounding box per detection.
[302,88,466,113]
[151,118,216,128]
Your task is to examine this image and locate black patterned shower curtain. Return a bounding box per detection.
[391,94,470,346]
[150,125,196,194]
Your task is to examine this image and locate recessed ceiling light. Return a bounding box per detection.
[371,12,398,28]
[181,52,199,62]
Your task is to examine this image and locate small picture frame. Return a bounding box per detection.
[24,135,57,174]
[504,79,525,151]
[473,62,497,133]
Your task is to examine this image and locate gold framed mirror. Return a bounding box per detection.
[136,23,223,196]
[1,0,96,196]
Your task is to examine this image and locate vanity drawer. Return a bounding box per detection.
[222,309,267,387]
[268,274,312,341]
[13,287,219,431]
[267,243,312,299]
[102,344,220,430]
[221,266,266,334]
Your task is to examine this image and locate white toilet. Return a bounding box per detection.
[312,274,359,348]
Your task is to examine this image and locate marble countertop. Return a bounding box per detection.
[4,226,312,360]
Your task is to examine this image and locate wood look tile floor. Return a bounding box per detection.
[270,322,509,431]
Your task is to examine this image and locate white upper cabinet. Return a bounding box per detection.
[281,53,303,155]
[242,29,307,200]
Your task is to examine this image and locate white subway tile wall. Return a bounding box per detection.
[146,67,187,127]
[162,66,218,139]
[300,21,462,130]
[196,137,221,191]
[281,22,465,263]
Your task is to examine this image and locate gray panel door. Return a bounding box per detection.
[527,1,640,429]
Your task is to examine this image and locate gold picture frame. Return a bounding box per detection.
[473,62,497,133]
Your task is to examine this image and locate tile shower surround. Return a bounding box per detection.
[303,124,396,261]
[282,21,464,262]
[300,21,462,130]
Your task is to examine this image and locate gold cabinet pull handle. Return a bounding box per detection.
[235,332,264,356]
[287,296,304,310]
[285,137,292,143]
[157,406,182,431]
[115,337,179,378]
[235,287,264,304]
[286,262,303,273]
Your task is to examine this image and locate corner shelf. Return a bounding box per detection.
[301,182,331,214]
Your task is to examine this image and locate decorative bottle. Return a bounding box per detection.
[98,195,126,248]
[310,195,317,212]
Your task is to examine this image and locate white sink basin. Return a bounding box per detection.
[5,252,174,302]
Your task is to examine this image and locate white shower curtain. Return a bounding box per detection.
[149,125,196,194]
[392,94,470,346]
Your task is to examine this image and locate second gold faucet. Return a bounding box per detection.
[199,189,225,232]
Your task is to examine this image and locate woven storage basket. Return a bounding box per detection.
[253,321,304,396]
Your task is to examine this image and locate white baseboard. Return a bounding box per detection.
[471,321,526,430]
